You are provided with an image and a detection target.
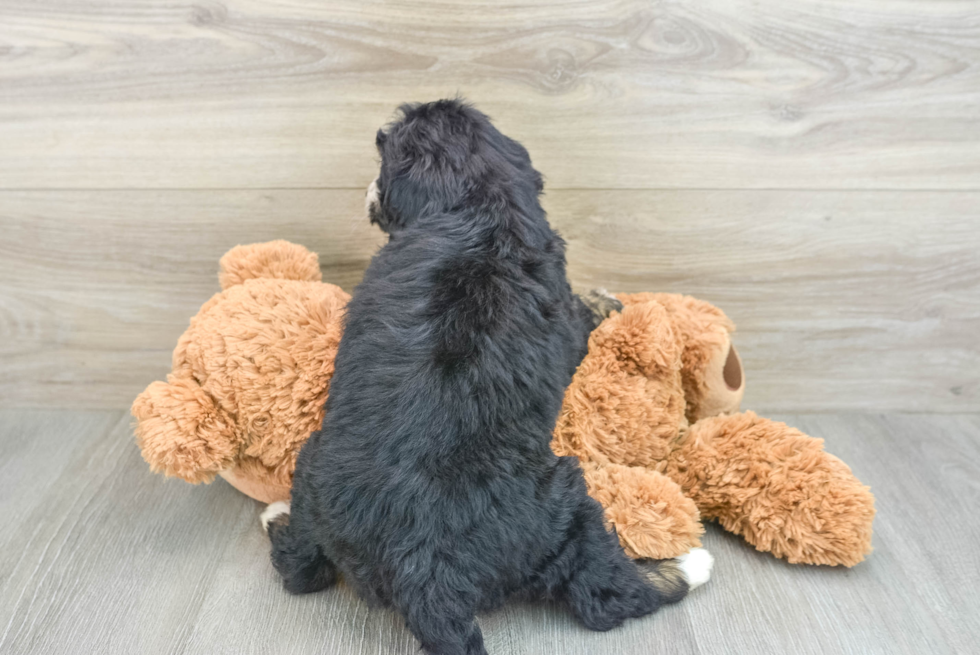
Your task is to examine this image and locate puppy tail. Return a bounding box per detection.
[642,547,714,604]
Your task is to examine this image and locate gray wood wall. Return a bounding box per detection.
[1,0,978,412]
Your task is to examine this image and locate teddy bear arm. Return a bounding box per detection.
[131,377,239,484]
[580,461,703,560]
[667,412,875,566]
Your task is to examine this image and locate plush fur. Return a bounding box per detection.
[131,240,348,502]
[555,293,875,566]
[134,249,873,567]
[266,100,693,654]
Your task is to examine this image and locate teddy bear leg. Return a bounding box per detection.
[581,462,704,560]
[668,412,875,566]
[263,498,339,595]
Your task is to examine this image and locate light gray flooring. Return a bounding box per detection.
[1,410,978,654]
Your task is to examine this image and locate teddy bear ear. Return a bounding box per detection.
[218,240,321,290]
[636,294,743,421]
[586,301,682,378]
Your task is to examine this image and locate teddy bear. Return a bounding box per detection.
[555,293,876,566]
[133,241,874,567]
[132,240,349,504]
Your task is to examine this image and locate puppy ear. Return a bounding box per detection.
[375,128,387,151]
[383,174,429,229]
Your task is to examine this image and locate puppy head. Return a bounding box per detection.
[367,98,544,233]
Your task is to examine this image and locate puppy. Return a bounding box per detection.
[264,99,711,655]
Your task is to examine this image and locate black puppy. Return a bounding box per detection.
[263,99,711,655]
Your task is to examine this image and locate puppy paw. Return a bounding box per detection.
[260,501,290,533]
[581,288,623,327]
[677,547,713,590]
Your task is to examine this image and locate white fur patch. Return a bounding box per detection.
[677,547,713,590]
[595,288,615,300]
[365,178,380,215]
[260,501,290,533]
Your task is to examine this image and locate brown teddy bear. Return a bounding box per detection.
[133,241,874,567]
[132,240,349,504]
[556,293,875,566]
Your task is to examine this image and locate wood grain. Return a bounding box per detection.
[1,1,978,189]
[0,189,386,409]
[1,410,978,654]
[2,3,977,653]
[1,189,976,411]
[554,190,980,412]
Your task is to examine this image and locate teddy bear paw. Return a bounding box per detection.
[260,501,291,533]
[677,547,714,590]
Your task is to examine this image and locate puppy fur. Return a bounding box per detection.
[267,99,692,655]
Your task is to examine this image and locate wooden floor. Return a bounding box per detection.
[0,410,977,655]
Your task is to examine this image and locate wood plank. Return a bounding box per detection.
[1,189,976,412]
[1,1,978,190]
[0,410,258,654]
[0,189,386,409]
[638,413,980,655]
[554,189,980,412]
[1,411,978,653]
[0,410,121,540]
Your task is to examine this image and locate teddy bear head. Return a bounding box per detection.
[620,293,744,423]
[131,241,348,503]
[553,292,744,471]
